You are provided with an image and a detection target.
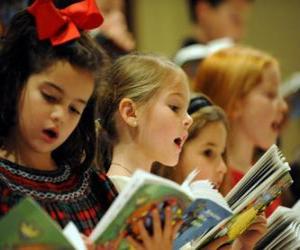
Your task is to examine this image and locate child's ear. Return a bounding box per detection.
[118,98,138,127]
[229,99,243,120]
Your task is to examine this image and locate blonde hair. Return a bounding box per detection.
[153,94,228,183]
[97,53,188,170]
[193,46,278,114]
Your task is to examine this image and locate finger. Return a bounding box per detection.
[86,243,96,250]
[202,235,230,250]
[126,236,144,250]
[172,220,184,240]
[81,234,95,250]
[218,244,233,250]
[257,211,266,216]
[137,219,151,243]
[163,206,173,239]
[152,208,162,238]
[113,233,124,249]
[247,223,267,234]
[253,214,267,223]
[248,217,267,231]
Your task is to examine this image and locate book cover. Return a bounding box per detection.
[89,172,193,249]
[174,198,232,250]
[0,197,74,249]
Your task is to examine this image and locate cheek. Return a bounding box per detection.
[255,101,277,123]
[192,156,214,181]
[198,166,215,181]
[244,96,273,121]
[62,117,81,137]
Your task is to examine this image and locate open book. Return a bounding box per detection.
[188,144,293,249]
[0,145,292,250]
[0,175,220,250]
[254,201,300,249]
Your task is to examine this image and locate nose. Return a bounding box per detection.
[183,113,193,129]
[50,105,66,124]
[279,96,288,114]
[218,159,228,176]
[277,96,288,126]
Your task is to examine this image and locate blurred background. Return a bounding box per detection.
[1,0,300,162]
[129,0,300,162]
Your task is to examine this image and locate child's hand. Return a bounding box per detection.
[81,234,96,250]
[94,235,123,250]
[126,206,182,250]
[202,235,232,250]
[233,213,267,250]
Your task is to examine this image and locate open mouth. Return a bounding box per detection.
[271,121,282,132]
[174,137,182,148]
[43,129,58,139]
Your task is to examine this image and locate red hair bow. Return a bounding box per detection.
[27,0,103,46]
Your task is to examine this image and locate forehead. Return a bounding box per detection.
[217,0,251,13]
[258,64,280,89]
[33,61,95,99]
[161,71,190,97]
[193,121,227,144]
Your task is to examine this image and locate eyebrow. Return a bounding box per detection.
[205,142,217,147]
[169,92,185,99]
[44,82,88,105]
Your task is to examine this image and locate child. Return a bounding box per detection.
[97,53,192,249]
[0,0,117,237]
[155,94,267,250]
[163,94,228,188]
[97,53,193,186]
[193,46,288,213]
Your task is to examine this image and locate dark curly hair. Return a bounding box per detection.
[0,3,109,169]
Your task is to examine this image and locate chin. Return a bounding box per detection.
[254,132,278,149]
[258,139,277,150]
[161,158,178,167]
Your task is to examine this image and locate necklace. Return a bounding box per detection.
[110,162,135,176]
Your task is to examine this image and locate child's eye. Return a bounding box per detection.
[169,105,179,112]
[42,92,58,103]
[265,92,277,100]
[222,151,226,157]
[69,106,81,115]
[203,149,213,158]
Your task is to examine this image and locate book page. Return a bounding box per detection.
[63,222,86,250]
[191,145,292,249]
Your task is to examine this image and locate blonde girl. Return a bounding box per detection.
[97,53,192,250]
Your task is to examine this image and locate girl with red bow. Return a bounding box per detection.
[0,0,117,248]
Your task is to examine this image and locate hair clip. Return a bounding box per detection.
[27,0,104,46]
[188,96,212,114]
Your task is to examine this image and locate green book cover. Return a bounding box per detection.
[0,197,74,249]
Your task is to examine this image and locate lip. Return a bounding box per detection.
[41,128,59,144]
[174,132,189,151]
[175,141,182,151]
[182,133,188,144]
[271,121,282,133]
